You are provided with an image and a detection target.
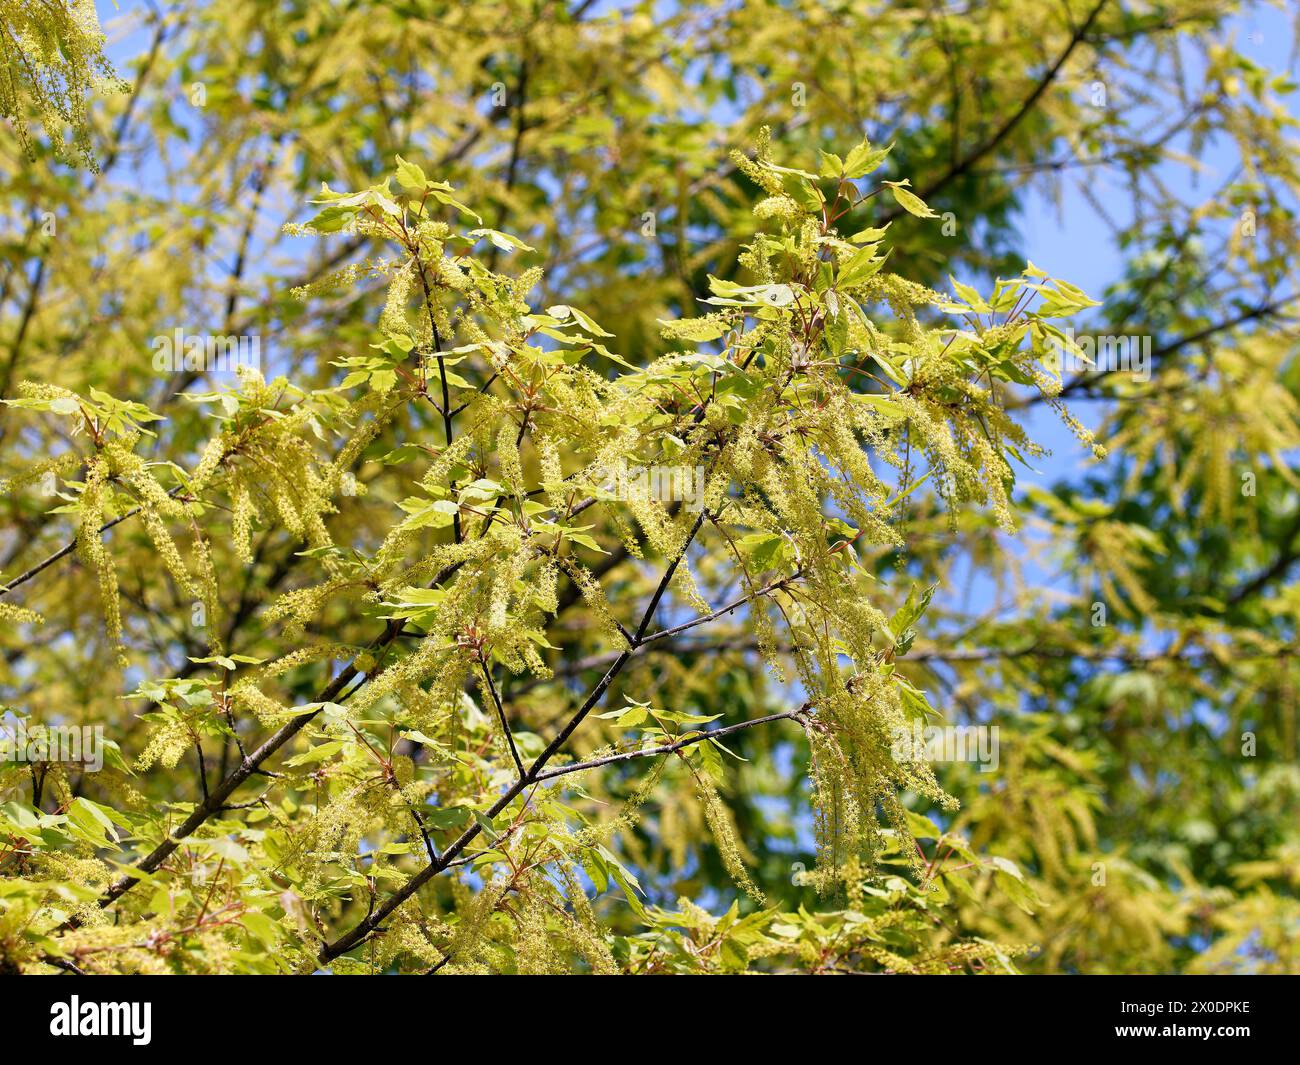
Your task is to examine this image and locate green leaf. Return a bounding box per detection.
[425,182,482,222]
[818,150,844,178]
[883,180,937,218]
[242,910,281,948]
[423,806,472,831]
[736,532,788,571]
[844,139,892,179]
[846,223,890,244]
[781,171,824,213]
[838,245,887,288]
[548,304,614,338]
[891,583,937,638]
[191,836,251,863]
[469,227,535,253]
[394,154,428,190]
[948,276,991,313]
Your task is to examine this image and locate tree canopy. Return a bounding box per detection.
[0,0,1297,975]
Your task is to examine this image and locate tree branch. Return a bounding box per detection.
[533,706,812,782]
[479,657,525,779]
[881,0,1110,222]
[318,504,715,962]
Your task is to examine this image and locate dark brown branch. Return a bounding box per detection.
[479,658,525,779]
[1009,291,1300,410]
[533,706,811,782]
[1226,508,1300,607]
[318,505,714,962]
[0,485,183,599]
[880,0,1110,223]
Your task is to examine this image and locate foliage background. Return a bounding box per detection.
[0,0,1297,974]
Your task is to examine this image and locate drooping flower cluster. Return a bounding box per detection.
[0,0,126,169]
[0,136,1101,974]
